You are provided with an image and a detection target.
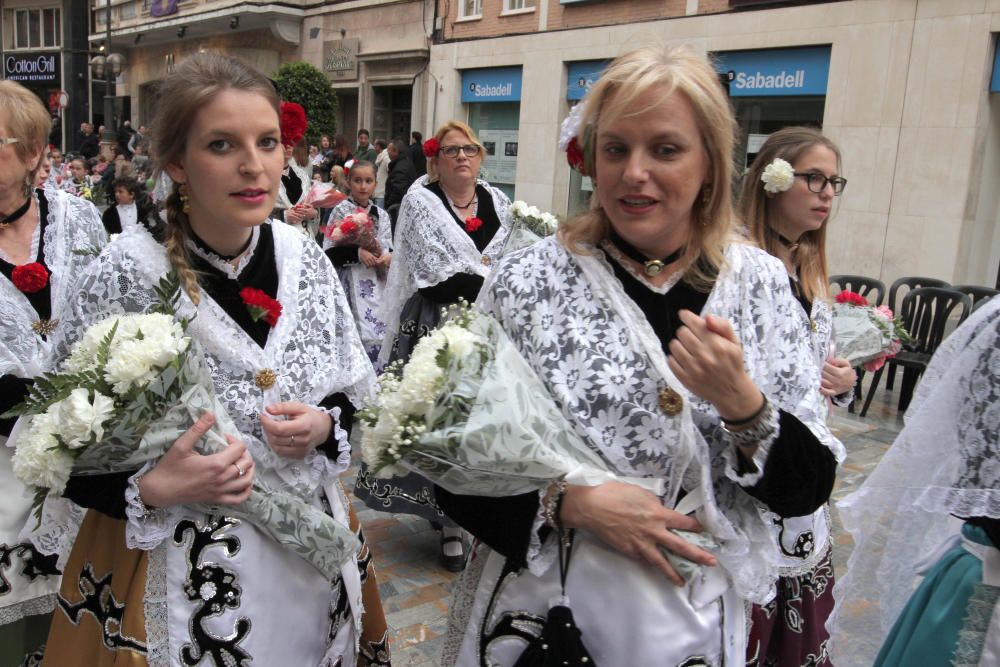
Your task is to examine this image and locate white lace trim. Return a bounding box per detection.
[0,592,55,626]
[184,225,261,280]
[524,489,558,577]
[143,543,170,667]
[721,406,780,487]
[124,462,176,551]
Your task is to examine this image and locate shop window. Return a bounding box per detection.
[459,0,482,19]
[731,96,825,171]
[8,7,61,50]
[504,0,535,11]
[469,102,519,201]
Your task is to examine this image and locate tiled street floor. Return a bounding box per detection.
[347,381,908,666]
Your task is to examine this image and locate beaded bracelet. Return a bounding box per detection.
[721,399,777,448]
[543,479,568,529]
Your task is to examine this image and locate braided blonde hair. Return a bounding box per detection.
[149,52,280,305]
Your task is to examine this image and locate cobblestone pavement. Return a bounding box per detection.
[347,381,907,666]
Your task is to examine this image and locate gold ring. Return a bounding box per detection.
[233,462,245,477]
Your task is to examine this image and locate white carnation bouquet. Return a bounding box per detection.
[4,274,358,578]
[502,200,560,256]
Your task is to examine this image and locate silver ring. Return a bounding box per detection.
[233,462,245,477]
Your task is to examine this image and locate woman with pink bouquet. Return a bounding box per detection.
[739,126,856,667]
[323,160,393,362]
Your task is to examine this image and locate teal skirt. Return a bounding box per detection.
[875,523,996,666]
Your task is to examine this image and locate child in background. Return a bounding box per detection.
[323,160,392,363]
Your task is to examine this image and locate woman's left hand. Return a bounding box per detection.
[260,402,332,459]
[667,310,763,421]
[821,357,857,397]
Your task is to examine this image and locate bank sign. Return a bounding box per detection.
[715,46,831,97]
[5,53,60,84]
[461,67,522,103]
[566,60,608,101]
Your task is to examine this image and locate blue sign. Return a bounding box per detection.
[461,67,522,103]
[715,46,831,97]
[567,60,608,100]
[991,35,1000,93]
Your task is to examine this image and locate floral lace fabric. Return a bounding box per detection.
[0,190,106,377]
[378,177,511,364]
[477,237,843,605]
[831,297,1000,666]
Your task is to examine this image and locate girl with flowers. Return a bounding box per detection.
[274,102,319,237]
[438,47,842,667]
[738,126,856,667]
[40,53,391,666]
[323,160,392,362]
[0,79,105,665]
[59,157,94,202]
[353,120,511,572]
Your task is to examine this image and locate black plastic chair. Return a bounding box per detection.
[883,276,950,391]
[859,287,971,417]
[829,274,886,306]
[951,284,999,316]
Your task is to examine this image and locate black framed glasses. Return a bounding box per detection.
[440,144,482,158]
[794,171,847,195]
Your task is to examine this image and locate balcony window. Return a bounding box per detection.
[504,0,535,10]
[9,7,61,49]
[459,0,482,19]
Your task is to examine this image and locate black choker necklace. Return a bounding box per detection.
[0,196,32,228]
[776,232,800,252]
[191,229,254,261]
[447,191,477,209]
[609,229,685,277]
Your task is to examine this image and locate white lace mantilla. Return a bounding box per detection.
[830,297,1000,666]
[378,177,511,364]
[476,237,843,605]
[50,221,376,547]
[0,190,106,377]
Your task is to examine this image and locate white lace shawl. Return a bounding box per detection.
[275,161,313,212]
[49,221,376,544]
[379,177,511,363]
[477,238,844,604]
[322,198,392,253]
[830,297,1000,666]
[0,189,106,378]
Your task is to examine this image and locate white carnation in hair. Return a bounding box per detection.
[761,158,795,194]
[558,100,588,151]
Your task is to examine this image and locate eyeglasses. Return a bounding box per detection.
[0,137,20,148]
[440,144,481,158]
[794,171,847,195]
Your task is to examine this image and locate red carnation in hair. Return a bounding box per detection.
[835,290,870,307]
[464,217,483,233]
[12,262,49,294]
[279,102,308,148]
[566,137,587,176]
[423,138,440,158]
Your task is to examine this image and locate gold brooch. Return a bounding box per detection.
[31,319,57,336]
[810,319,817,332]
[255,368,277,390]
[480,255,492,266]
[658,387,683,416]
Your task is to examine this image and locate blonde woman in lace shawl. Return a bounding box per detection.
[354,120,511,573]
[0,80,105,665]
[738,127,856,667]
[831,296,1000,666]
[41,53,392,667]
[436,46,844,666]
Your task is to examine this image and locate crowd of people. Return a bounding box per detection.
[0,44,995,667]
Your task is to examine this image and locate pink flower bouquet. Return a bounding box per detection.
[831,291,910,370]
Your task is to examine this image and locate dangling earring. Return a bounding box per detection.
[179,183,191,214]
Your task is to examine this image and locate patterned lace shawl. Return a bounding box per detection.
[477,237,844,604]
[830,297,1000,665]
[378,178,511,364]
[0,189,106,377]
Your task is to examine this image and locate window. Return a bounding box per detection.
[505,0,535,10]
[9,7,61,49]
[459,0,482,18]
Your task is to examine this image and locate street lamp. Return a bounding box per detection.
[89,0,126,145]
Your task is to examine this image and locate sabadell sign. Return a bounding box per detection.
[461,67,522,103]
[715,46,831,97]
[5,53,60,84]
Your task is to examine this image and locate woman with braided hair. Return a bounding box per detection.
[41,52,392,666]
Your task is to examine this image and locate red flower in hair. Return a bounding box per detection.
[464,217,483,233]
[279,102,308,148]
[239,287,283,327]
[423,138,440,158]
[566,137,587,176]
[835,290,869,307]
[12,262,49,294]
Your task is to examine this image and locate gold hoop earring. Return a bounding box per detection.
[179,183,191,214]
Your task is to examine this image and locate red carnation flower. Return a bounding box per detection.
[464,217,483,233]
[12,262,49,294]
[239,287,283,327]
[566,137,587,176]
[423,138,440,158]
[340,220,359,235]
[835,290,869,307]
[279,101,308,149]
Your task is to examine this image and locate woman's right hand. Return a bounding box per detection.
[138,413,255,509]
[560,481,717,586]
[359,248,378,267]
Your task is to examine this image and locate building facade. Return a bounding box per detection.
[429,0,1000,289]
